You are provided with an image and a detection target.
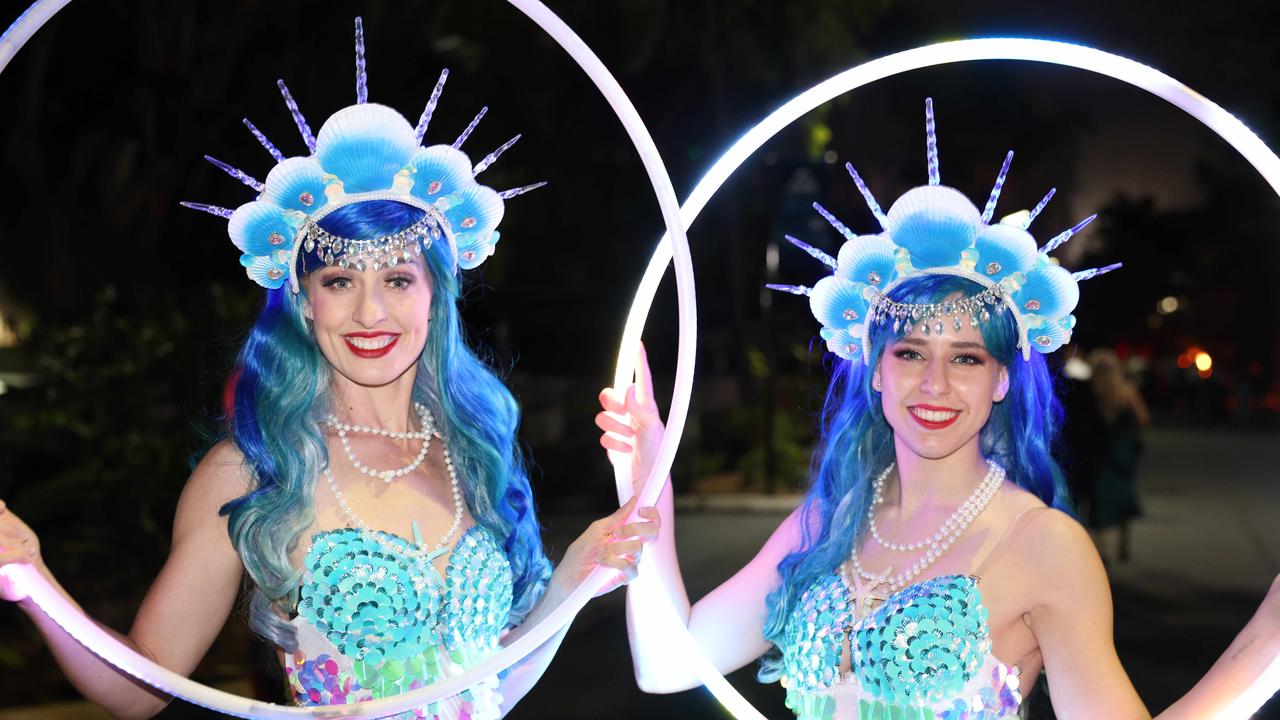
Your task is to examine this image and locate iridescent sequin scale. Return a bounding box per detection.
[781,573,1022,720]
[286,525,513,719]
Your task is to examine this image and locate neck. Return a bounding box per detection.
[329,367,420,432]
[887,435,990,516]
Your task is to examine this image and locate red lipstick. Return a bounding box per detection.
[343,332,400,359]
[908,404,961,430]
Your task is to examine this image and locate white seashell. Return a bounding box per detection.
[810,276,870,330]
[835,233,897,287]
[408,145,477,204]
[819,326,863,361]
[228,201,293,256]
[883,186,982,269]
[454,231,498,270]
[261,157,329,214]
[1013,264,1079,321]
[242,255,290,289]
[315,104,419,194]
[1026,318,1072,354]
[971,223,1037,281]
[441,185,504,236]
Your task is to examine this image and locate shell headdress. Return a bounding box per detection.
[769,99,1120,363]
[182,18,544,292]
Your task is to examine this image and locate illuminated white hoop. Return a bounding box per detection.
[0,0,700,717]
[614,37,1280,720]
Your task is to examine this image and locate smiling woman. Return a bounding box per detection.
[597,100,1280,719]
[0,16,661,720]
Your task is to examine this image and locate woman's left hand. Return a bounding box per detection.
[550,496,660,599]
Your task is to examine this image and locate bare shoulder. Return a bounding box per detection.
[174,440,254,529]
[1007,502,1109,607]
[757,504,808,560]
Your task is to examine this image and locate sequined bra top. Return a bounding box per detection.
[780,572,1021,720]
[284,525,514,720]
[778,507,1044,720]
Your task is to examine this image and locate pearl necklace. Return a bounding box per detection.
[868,460,1003,553]
[326,402,433,484]
[321,414,464,554]
[848,459,1004,593]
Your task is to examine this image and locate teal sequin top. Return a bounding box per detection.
[284,525,513,719]
[781,573,1022,720]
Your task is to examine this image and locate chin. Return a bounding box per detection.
[893,425,982,461]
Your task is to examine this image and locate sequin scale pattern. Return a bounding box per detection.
[286,525,513,719]
[781,573,1022,720]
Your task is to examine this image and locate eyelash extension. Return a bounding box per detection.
[320,275,353,288]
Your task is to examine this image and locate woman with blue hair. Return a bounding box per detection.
[598,102,1280,719]
[0,21,654,720]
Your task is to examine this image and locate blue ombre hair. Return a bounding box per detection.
[757,273,1070,681]
[218,200,551,650]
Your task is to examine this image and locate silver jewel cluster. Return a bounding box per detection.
[848,459,1005,593]
[302,211,442,272]
[867,284,1007,337]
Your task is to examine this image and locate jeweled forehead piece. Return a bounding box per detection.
[182,18,546,292]
[768,98,1120,363]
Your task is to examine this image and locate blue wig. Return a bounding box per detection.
[218,200,551,650]
[757,273,1070,681]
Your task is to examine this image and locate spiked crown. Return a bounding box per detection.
[182,18,543,291]
[769,99,1119,363]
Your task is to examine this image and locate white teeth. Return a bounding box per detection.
[911,407,959,423]
[346,335,396,350]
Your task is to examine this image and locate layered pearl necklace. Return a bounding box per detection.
[326,402,433,484]
[322,403,464,554]
[848,459,1005,593]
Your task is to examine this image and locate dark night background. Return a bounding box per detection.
[1,1,1279,718]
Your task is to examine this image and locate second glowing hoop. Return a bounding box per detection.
[613,37,1280,720]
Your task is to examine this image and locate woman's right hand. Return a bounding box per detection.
[595,343,667,495]
[0,499,43,602]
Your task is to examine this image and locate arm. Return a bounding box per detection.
[1027,510,1280,719]
[1,441,248,719]
[499,496,658,713]
[1023,509,1150,719]
[1154,576,1280,719]
[597,346,798,692]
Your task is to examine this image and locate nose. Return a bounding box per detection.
[352,283,387,328]
[919,354,951,397]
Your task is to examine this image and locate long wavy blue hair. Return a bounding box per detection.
[758,273,1071,681]
[217,200,551,650]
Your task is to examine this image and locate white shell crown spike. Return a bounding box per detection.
[180,17,547,292]
[767,98,1121,364]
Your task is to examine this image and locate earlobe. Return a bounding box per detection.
[994,368,1010,402]
[872,362,883,393]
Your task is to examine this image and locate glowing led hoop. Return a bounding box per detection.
[0,0,699,717]
[615,38,1280,720]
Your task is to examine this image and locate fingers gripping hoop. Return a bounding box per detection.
[0,1,699,717]
[614,38,1280,720]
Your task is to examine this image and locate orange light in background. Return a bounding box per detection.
[1193,351,1213,379]
[1177,351,1192,369]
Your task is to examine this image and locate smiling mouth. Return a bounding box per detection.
[343,333,400,358]
[908,405,961,429]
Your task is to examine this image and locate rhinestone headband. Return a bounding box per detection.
[768,98,1120,363]
[181,18,546,292]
